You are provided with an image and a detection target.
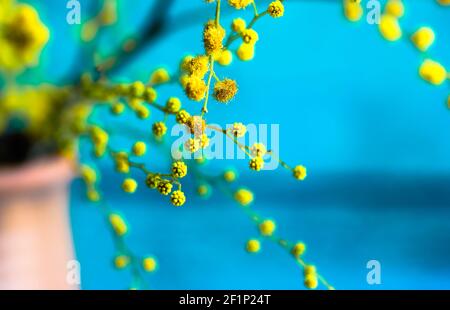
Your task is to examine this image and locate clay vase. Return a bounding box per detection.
[0,157,79,289]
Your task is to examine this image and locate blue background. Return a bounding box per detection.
[32,0,450,289]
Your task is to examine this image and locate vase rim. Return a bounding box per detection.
[0,157,75,195]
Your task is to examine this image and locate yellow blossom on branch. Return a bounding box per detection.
[0,3,49,71]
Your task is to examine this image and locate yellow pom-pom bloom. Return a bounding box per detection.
[80,165,97,184]
[293,165,307,180]
[171,190,186,207]
[146,174,161,189]
[132,141,147,156]
[237,43,255,61]
[184,138,201,153]
[234,188,254,206]
[419,59,447,86]
[411,27,435,52]
[179,74,190,89]
[241,29,259,45]
[231,18,246,33]
[343,0,363,22]
[114,152,130,173]
[133,103,150,119]
[90,129,108,157]
[378,14,402,41]
[291,242,306,258]
[150,68,170,85]
[304,274,319,289]
[129,81,145,97]
[268,1,285,18]
[187,116,206,135]
[176,110,191,128]
[186,55,209,78]
[109,213,128,236]
[152,121,167,138]
[90,126,109,146]
[246,239,261,253]
[213,79,238,103]
[223,170,237,182]
[115,151,128,162]
[215,49,233,66]
[142,87,158,102]
[115,161,130,174]
[180,55,194,72]
[114,255,130,269]
[437,0,450,5]
[114,152,129,174]
[0,4,50,71]
[229,122,247,137]
[122,178,138,193]
[142,256,158,272]
[166,97,182,113]
[197,184,211,197]
[81,20,98,42]
[384,0,404,18]
[304,264,317,276]
[98,0,117,26]
[87,189,100,202]
[111,102,125,115]
[249,157,264,171]
[176,110,191,125]
[203,20,226,56]
[185,76,207,101]
[135,104,150,120]
[228,0,253,9]
[200,133,210,148]
[259,219,276,237]
[250,143,267,157]
[157,180,173,195]
[172,161,188,178]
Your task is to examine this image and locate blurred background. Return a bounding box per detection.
[8,0,450,289]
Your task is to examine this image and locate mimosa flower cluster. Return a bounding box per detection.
[0,0,49,71]
[88,0,314,289]
[0,0,314,290]
[76,0,305,208]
